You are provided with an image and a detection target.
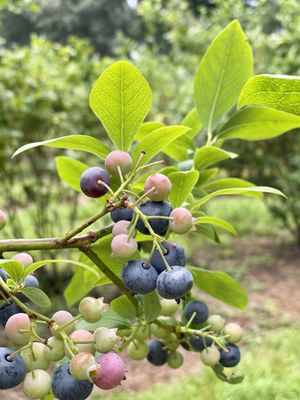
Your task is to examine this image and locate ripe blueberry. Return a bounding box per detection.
[156,266,193,299]
[16,274,39,302]
[93,352,126,390]
[150,241,186,273]
[111,201,134,223]
[80,167,110,198]
[121,260,158,294]
[144,173,172,201]
[183,300,209,324]
[169,207,193,234]
[136,200,172,235]
[189,334,213,352]
[0,347,26,389]
[51,362,93,400]
[105,150,133,175]
[219,343,241,367]
[147,339,168,366]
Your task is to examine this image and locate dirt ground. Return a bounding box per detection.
[2,236,300,399]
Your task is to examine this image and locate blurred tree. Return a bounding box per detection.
[1,0,139,55]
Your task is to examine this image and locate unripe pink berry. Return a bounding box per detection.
[111,234,137,259]
[200,346,221,366]
[5,313,31,346]
[12,252,33,267]
[0,210,7,230]
[144,173,172,201]
[69,352,97,381]
[169,207,193,234]
[22,369,51,399]
[93,327,117,353]
[69,329,95,354]
[79,297,105,323]
[93,352,126,390]
[51,310,75,335]
[21,342,50,371]
[112,220,135,237]
[105,150,133,175]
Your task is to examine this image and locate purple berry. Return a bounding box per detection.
[80,167,110,198]
[93,352,126,390]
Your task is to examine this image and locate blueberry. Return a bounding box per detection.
[183,300,209,324]
[80,167,110,198]
[111,202,134,223]
[0,300,25,327]
[16,275,39,302]
[51,362,93,400]
[0,268,7,284]
[156,266,193,299]
[150,242,186,273]
[121,260,158,294]
[219,344,241,367]
[147,340,168,366]
[189,334,213,352]
[136,200,172,235]
[0,347,26,389]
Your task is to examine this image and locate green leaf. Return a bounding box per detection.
[182,108,203,139]
[163,135,195,162]
[169,171,199,208]
[218,106,300,141]
[24,259,101,279]
[194,146,238,170]
[189,266,248,309]
[89,61,152,150]
[98,309,131,329]
[142,292,162,322]
[197,168,219,186]
[202,177,259,196]
[135,121,165,141]
[111,295,137,320]
[133,125,191,165]
[190,186,286,210]
[194,20,253,130]
[20,287,51,308]
[194,216,237,235]
[12,135,110,159]
[0,260,24,282]
[238,74,300,116]
[194,224,221,244]
[55,156,88,192]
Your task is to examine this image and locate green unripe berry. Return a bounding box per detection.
[128,341,148,360]
[22,370,51,399]
[167,351,184,368]
[93,327,117,353]
[44,336,65,362]
[79,297,105,323]
[150,323,169,339]
[0,210,7,230]
[224,323,243,344]
[69,352,97,381]
[160,299,179,316]
[21,343,50,371]
[165,333,179,350]
[135,325,149,341]
[207,314,225,332]
[117,328,132,337]
[200,346,221,366]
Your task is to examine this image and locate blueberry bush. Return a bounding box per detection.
[0,20,299,399]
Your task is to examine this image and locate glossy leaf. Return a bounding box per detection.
[133,125,191,165]
[189,266,248,309]
[21,287,51,308]
[238,74,300,116]
[197,168,219,186]
[218,106,300,141]
[12,135,110,159]
[202,177,258,195]
[191,186,286,210]
[194,20,253,130]
[98,309,131,329]
[169,170,199,208]
[111,295,137,320]
[89,61,152,150]
[194,216,237,235]
[135,121,164,141]
[0,260,24,282]
[182,108,203,139]
[194,224,221,244]
[163,135,195,162]
[194,146,238,170]
[142,292,162,322]
[55,156,88,192]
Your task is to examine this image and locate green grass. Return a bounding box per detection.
[95,327,300,400]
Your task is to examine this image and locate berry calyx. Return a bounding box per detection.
[144,173,172,201]
[169,207,193,234]
[69,352,97,381]
[105,150,133,175]
[80,167,110,198]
